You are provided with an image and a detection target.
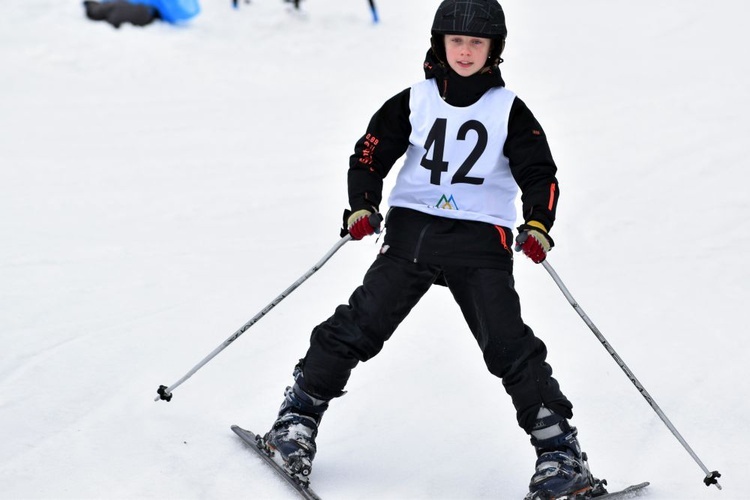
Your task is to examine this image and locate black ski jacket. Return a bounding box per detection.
[347,50,560,270]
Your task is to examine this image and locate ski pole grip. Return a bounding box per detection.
[368,212,384,234]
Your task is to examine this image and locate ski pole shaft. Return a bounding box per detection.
[368,0,379,23]
[541,259,722,490]
[155,234,352,402]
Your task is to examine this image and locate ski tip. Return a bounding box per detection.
[231,425,262,443]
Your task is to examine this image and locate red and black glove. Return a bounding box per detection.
[341,209,383,240]
[514,221,554,263]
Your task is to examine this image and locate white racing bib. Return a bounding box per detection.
[388,79,518,227]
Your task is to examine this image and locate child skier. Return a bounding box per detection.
[258,1,601,498]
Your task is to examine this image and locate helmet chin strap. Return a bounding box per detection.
[430,35,447,65]
[487,39,506,67]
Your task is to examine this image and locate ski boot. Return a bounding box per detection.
[524,408,605,500]
[261,376,329,482]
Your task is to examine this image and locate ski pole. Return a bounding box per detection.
[155,234,353,402]
[368,0,379,23]
[540,259,722,490]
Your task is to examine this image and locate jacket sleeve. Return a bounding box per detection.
[504,96,560,231]
[348,88,412,212]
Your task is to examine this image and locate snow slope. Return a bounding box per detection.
[0,0,747,498]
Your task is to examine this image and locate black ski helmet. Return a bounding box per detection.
[431,0,507,66]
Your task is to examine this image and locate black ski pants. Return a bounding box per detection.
[300,252,572,433]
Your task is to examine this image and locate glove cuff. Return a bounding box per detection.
[525,220,548,232]
[516,221,555,249]
[347,209,372,229]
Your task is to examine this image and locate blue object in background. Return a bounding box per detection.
[140,0,200,22]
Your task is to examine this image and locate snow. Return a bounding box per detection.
[0,0,747,498]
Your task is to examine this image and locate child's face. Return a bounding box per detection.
[444,34,492,77]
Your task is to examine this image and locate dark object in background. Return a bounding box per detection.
[83,1,159,28]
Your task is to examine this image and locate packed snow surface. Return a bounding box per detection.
[1,0,747,498]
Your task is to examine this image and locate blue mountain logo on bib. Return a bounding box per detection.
[435,194,459,210]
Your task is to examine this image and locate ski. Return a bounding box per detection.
[232,422,643,500]
[528,481,648,500]
[231,425,322,500]
[595,481,649,499]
